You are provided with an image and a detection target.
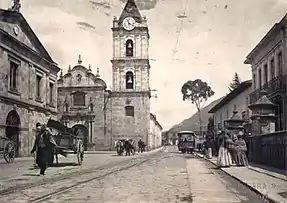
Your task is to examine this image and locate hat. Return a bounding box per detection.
[36,122,41,127]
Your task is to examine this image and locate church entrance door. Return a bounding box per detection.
[72,124,88,151]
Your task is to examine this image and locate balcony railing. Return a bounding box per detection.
[247,131,287,169]
[250,75,287,104]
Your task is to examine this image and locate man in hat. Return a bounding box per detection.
[31,125,52,175]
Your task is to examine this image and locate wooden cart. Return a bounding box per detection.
[0,135,16,163]
[46,119,84,166]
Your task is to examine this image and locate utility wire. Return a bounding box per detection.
[164,0,189,87]
[170,0,188,64]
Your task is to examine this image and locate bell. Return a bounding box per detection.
[128,43,132,48]
[127,76,133,83]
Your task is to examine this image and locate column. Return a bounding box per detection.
[28,64,33,99]
[120,35,124,57]
[119,67,124,90]
[46,73,49,104]
[89,121,93,143]
[30,64,36,100]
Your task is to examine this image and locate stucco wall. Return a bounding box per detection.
[213,87,252,134]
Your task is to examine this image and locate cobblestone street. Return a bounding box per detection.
[0,147,268,203]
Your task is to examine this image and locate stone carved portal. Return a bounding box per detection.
[72,124,88,151]
[5,110,20,157]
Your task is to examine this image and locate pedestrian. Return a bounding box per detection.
[123,139,131,156]
[31,125,52,176]
[216,131,233,168]
[233,133,248,167]
[229,134,239,164]
[138,138,144,153]
[205,135,212,159]
[33,122,42,167]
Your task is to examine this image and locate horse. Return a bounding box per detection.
[116,140,124,156]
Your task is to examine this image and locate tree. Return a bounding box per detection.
[181,79,215,138]
[229,72,241,92]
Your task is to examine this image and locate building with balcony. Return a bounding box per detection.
[208,80,252,134]
[244,14,287,131]
[0,7,60,156]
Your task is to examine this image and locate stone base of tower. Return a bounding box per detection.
[107,91,150,148]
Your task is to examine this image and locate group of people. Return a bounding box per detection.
[115,138,146,156]
[216,130,248,168]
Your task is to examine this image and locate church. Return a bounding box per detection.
[57,0,163,151]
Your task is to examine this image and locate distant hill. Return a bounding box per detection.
[168,97,224,133]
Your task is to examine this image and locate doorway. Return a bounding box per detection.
[72,124,89,151]
[5,110,21,157]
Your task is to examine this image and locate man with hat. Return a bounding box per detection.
[31,124,52,175]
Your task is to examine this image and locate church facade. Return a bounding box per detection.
[57,56,110,150]
[57,0,162,150]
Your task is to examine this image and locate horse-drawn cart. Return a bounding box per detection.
[0,135,15,163]
[46,119,84,166]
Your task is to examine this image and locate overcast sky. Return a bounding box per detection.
[1,0,287,130]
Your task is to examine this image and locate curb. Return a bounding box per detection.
[248,167,287,183]
[194,153,282,203]
[84,151,116,154]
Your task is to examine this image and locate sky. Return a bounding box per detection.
[1,0,287,130]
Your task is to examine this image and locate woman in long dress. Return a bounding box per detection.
[234,134,248,166]
[217,131,233,168]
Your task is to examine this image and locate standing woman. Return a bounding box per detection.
[234,132,248,166]
[217,131,233,168]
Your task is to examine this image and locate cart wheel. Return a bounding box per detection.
[77,140,84,165]
[3,140,15,163]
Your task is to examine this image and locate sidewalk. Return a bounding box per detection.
[195,153,287,203]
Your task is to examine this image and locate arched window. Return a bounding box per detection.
[125,106,134,117]
[73,91,85,106]
[126,71,134,89]
[126,39,133,57]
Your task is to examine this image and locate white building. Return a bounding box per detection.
[149,113,163,149]
[209,80,252,134]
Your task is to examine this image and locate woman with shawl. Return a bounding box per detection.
[234,133,248,166]
[217,131,233,167]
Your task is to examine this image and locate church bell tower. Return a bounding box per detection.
[110,0,151,142]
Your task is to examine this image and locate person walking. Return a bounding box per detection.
[33,123,42,167]
[31,125,52,176]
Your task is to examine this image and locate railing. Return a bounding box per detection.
[250,75,287,104]
[247,131,287,169]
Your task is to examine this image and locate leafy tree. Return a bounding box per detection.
[229,72,241,92]
[181,79,215,137]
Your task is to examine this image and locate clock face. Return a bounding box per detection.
[123,17,136,31]
[13,25,19,36]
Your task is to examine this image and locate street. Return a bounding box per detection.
[0,146,268,203]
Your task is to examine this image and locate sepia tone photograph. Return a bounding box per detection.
[0,0,287,202]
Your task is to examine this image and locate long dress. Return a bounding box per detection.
[217,134,233,167]
[234,139,248,166]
